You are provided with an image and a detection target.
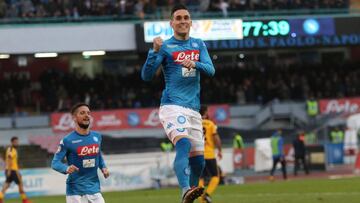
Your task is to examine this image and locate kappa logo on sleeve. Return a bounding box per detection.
[56,145,62,153]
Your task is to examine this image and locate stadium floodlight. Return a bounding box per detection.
[82,51,106,56]
[34,52,58,58]
[0,54,10,59]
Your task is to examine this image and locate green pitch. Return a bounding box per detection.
[6,177,360,203]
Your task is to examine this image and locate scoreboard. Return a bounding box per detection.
[137,16,360,51]
[242,18,335,38]
[242,20,291,37]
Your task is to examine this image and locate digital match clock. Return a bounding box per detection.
[242,20,290,37]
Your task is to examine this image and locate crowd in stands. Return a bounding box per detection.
[0,60,359,115]
[0,0,349,21]
[209,61,360,105]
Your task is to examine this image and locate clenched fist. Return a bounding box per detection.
[66,165,79,174]
[153,37,163,52]
[181,59,196,70]
[102,168,110,179]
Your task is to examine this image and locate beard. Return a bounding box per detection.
[176,30,189,37]
[78,122,90,129]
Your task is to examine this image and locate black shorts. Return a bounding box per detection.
[201,159,219,178]
[5,170,21,184]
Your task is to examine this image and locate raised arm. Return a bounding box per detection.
[141,37,165,81]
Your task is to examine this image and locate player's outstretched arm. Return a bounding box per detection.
[214,133,223,160]
[141,37,164,81]
[99,152,109,178]
[195,40,215,76]
[51,139,70,174]
[6,148,13,176]
[98,151,107,172]
[98,135,109,178]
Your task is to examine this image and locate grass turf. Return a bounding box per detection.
[5,177,360,203]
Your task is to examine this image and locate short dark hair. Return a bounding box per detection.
[11,136,18,142]
[171,4,189,18]
[71,103,90,115]
[200,105,208,116]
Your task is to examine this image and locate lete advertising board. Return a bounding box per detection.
[319,97,360,114]
[51,105,230,133]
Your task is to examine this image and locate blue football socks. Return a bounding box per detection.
[189,155,205,187]
[173,138,191,195]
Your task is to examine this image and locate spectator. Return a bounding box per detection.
[293,132,310,176]
[269,130,287,181]
[199,0,210,12]
[134,0,146,19]
[216,0,230,17]
[0,0,7,18]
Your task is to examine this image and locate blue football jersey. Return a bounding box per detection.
[51,131,106,195]
[141,36,215,111]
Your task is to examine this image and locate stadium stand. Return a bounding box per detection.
[0,0,350,22]
[0,60,359,115]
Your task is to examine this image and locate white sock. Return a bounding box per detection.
[182,186,191,198]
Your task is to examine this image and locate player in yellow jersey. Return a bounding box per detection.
[199,105,222,203]
[0,137,31,203]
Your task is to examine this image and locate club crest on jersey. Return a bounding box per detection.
[77,144,99,156]
[93,136,98,142]
[192,42,199,48]
[172,50,200,64]
[184,166,191,176]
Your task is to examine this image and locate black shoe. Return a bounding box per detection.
[182,186,204,203]
[203,193,212,203]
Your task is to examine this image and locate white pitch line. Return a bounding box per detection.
[216,192,360,197]
[111,192,360,199]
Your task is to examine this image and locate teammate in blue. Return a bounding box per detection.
[141,4,215,203]
[52,103,110,203]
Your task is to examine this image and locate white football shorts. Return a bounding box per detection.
[66,193,105,203]
[159,105,204,152]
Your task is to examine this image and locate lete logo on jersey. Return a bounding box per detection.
[172,50,200,64]
[77,144,100,156]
